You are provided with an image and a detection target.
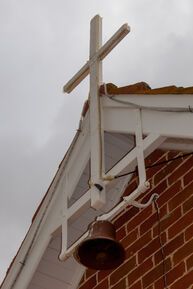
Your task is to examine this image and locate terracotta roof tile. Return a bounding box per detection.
[99,82,193,95]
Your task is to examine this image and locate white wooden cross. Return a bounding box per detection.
[63,15,130,209]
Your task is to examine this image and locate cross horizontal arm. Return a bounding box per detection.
[98,24,130,61]
[63,62,89,94]
[63,24,130,93]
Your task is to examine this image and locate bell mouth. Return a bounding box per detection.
[74,237,125,270]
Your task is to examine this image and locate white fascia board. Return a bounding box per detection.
[1,114,90,289]
[1,180,65,289]
[1,218,52,289]
[102,94,193,139]
[103,94,193,110]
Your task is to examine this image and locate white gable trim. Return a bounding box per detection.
[103,94,193,138]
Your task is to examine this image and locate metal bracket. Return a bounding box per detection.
[131,193,159,208]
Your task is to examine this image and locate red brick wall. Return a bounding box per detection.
[78,150,193,289]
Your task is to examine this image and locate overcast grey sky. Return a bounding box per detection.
[1,0,193,283]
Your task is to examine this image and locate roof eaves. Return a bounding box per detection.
[100,82,193,95]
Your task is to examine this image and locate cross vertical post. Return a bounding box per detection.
[63,15,130,210]
[59,15,131,261]
[89,15,105,209]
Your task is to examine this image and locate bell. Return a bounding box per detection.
[73,220,125,270]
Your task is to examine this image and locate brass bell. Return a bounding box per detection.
[73,220,125,270]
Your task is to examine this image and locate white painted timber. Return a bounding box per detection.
[103,94,193,139]
[161,137,193,152]
[9,233,51,289]
[64,112,90,200]
[89,15,105,209]
[63,23,130,93]
[63,15,130,209]
[105,134,166,179]
[102,93,193,109]
[135,109,146,183]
